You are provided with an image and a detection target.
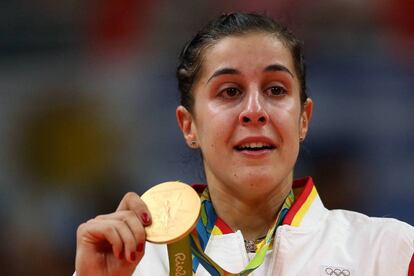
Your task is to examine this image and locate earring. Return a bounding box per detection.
[299,137,305,142]
[190,140,197,147]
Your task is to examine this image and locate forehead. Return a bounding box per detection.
[199,32,295,79]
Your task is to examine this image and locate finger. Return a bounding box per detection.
[96,210,150,229]
[77,219,123,259]
[120,219,145,263]
[123,212,146,258]
[95,211,146,258]
[111,219,139,263]
[116,192,152,226]
[122,211,146,256]
[95,210,140,221]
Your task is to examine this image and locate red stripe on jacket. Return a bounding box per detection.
[282,177,313,225]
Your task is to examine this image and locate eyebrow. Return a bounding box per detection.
[264,64,294,78]
[207,63,294,83]
[207,68,241,83]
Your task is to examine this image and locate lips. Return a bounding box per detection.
[234,137,276,152]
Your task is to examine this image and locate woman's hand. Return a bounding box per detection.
[75,192,152,276]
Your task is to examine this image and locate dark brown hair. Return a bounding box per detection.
[177,12,308,112]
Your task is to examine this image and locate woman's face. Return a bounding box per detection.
[177,32,312,197]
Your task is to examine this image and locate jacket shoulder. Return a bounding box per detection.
[329,209,414,236]
[327,209,414,259]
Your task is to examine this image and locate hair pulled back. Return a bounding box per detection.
[177,12,308,112]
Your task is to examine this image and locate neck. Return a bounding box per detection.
[206,174,293,241]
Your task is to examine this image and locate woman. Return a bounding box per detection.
[75,13,414,275]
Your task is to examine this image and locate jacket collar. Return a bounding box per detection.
[192,176,327,231]
[282,176,327,229]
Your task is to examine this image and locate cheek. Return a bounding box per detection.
[196,104,238,141]
[269,103,301,139]
[199,118,233,149]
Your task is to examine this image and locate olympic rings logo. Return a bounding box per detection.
[324,267,351,276]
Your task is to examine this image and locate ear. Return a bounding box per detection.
[299,98,313,140]
[176,105,198,148]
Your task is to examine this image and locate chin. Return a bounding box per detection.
[235,170,284,190]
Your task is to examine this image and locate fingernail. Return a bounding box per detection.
[137,243,144,252]
[141,212,151,225]
[130,252,136,262]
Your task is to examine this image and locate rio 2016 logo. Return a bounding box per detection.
[174,253,187,275]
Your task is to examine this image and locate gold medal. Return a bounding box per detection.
[141,181,201,244]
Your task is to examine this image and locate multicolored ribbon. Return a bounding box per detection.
[189,188,295,275]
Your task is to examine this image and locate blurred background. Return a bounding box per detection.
[0,0,413,274]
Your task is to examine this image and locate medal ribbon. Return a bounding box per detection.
[168,237,193,276]
[189,188,295,275]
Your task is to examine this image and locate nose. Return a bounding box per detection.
[239,91,269,126]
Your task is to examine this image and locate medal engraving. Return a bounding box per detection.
[142,181,200,244]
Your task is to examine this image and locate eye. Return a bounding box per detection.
[220,87,241,98]
[265,85,287,97]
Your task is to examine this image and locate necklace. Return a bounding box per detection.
[244,235,267,253]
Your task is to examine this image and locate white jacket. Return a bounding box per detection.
[134,177,414,275]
